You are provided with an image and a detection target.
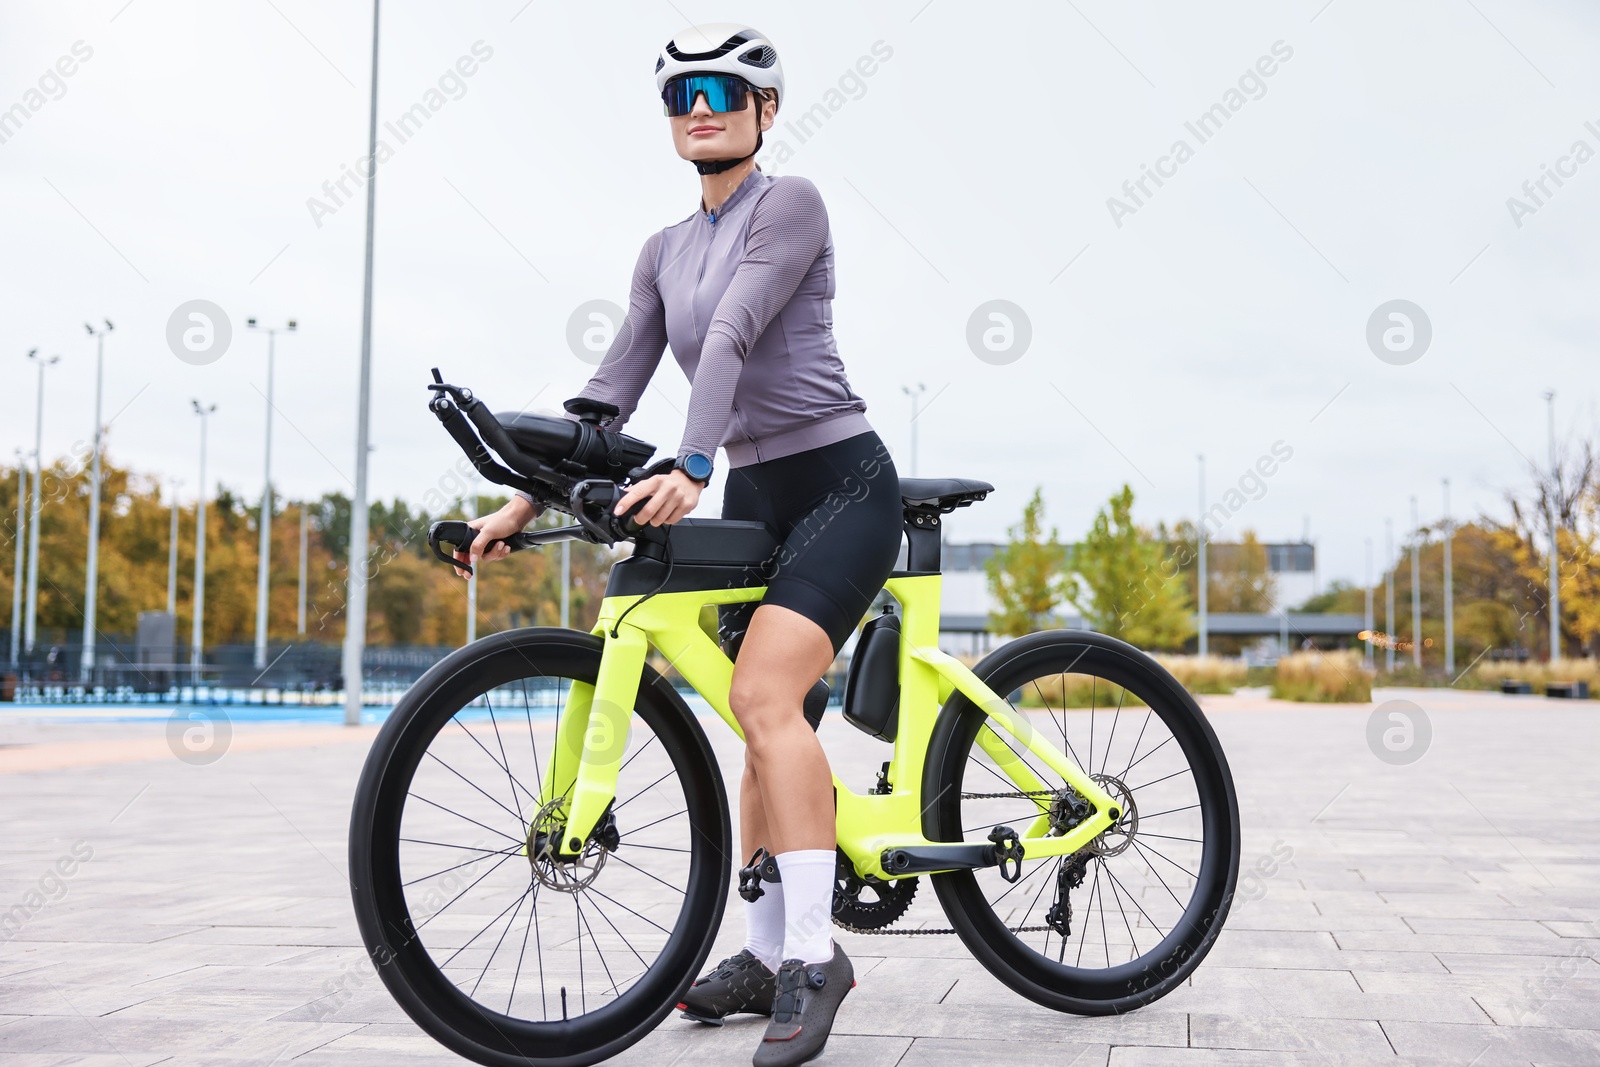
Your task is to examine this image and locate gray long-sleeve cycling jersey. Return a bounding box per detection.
[571,167,872,469]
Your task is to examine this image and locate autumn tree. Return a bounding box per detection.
[985,487,1069,636]
[1068,484,1193,651]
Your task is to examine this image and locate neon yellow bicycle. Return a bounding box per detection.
[348,374,1241,1066]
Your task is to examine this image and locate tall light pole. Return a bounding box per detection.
[191,401,217,675]
[297,505,308,636]
[1197,454,1208,656]
[901,382,926,478]
[344,0,381,727]
[1363,538,1374,670]
[80,319,113,682]
[166,479,181,615]
[1384,518,1395,673]
[1410,495,1422,669]
[247,317,296,671]
[1544,391,1560,663]
[10,451,26,668]
[1442,478,1454,676]
[560,539,571,628]
[24,350,59,655]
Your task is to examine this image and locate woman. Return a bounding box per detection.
[461,24,901,1067]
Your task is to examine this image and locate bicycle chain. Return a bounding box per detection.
[835,921,1055,936]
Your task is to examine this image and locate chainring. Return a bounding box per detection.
[832,850,919,933]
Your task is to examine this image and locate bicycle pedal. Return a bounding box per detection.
[986,825,1026,883]
[738,847,781,902]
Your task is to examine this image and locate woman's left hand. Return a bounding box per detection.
[613,468,703,527]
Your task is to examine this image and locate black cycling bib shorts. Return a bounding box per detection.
[717,430,902,658]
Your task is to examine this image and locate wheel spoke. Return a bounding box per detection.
[470,888,531,996]
[1075,860,1102,968]
[453,715,538,811]
[407,793,525,846]
[607,853,688,896]
[584,884,675,936]
[400,837,515,854]
[1133,838,1199,881]
[1131,840,1189,911]
[1103,863,1141,960]
[1121,734,1175,778]
[1139,803,1201,821]
[403,845,523,888]
[1096,862,1111,968]
[424,749,527,829]
[1032,678,1086,772]
[612,769,674,813]
[984,856,1053,909]
[618,808,688,838]
[583,891,653,971]
[1016,856,1060,937]
[1103,862,1169,941]
[508,882,538,1016]
[414,849,521,932]
[1100,686,1126,777]
[574,894,620,1000]
[1117,710,1155,781]
[483,690,528,832]
[1129,766,1192,792]
[970,731,1055,807]
[520,678,544,799]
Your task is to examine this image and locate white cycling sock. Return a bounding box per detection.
[743,879,785,973]
[776,849,837,965]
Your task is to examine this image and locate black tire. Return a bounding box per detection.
[349,628,731,1067]
[923,630,1240,1015]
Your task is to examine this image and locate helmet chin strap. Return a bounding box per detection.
[692,110,765,175]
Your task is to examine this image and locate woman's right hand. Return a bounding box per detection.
[453,498,537,579]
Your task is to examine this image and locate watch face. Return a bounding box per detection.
[683,453,713,481]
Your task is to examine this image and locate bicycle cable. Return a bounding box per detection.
[608,525,674,638]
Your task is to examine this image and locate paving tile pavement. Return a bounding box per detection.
[0,690,1596,1065]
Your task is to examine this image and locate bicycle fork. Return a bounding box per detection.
[536,623,649,858]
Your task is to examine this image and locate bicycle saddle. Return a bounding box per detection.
[898,477,994,512]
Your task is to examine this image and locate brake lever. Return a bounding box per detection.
[428,520,538,576]
[568,479,644,544]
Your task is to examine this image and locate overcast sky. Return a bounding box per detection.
[3,0,1596,587]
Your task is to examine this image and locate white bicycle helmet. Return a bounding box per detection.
[655,24,783,174]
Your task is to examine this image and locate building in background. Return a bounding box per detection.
[917,538,1330,656]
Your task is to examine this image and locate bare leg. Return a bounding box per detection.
[729,604,838,855]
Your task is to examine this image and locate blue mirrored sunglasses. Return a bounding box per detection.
[662,74,755,117]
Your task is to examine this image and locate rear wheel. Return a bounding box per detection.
[349,629,730,1067]
[924,630,1239,1014]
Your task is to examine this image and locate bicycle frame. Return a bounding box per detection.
[542,572,1121,880]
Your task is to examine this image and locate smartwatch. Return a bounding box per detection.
[675,452,713,486]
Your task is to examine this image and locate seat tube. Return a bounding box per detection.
[559,621,648,854]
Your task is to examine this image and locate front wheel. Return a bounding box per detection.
[924,630,1240,1014]
[349,628,731,1067]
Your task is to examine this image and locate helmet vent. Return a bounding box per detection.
[739,45,776,69]
[655,56,664,73]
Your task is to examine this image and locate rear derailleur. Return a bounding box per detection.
[1044,852,1091,939]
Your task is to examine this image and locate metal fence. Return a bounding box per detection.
[0,628,851,708]
[1,630,453,704]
